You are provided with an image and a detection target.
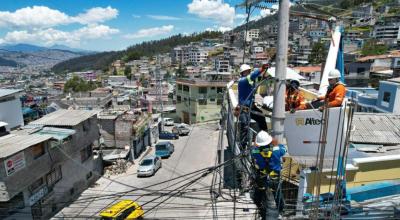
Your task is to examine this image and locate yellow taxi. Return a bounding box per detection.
[99,199,144,220]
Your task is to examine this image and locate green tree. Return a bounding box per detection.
[361,39,388,56]
[176,65,186,78]
[309,42,327,65]
[124,66,132,79]
[64,75,97,93]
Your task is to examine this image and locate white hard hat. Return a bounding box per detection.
[255,131,273,146]
[328,69,341,79]
[240,64,251,73]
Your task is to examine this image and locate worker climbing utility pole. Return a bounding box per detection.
[272,0,290,143]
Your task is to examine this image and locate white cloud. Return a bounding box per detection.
[124,25,174,39]
[0,6,118,28]
[188,0,235,27]
[147,15,181,20]
[132,14,141,18]
[206,25,232,32]
[0,6,70,28]
[235,13,247,19]
[73,6,118,24]
[260,4,279,17]
[0,24,119,46]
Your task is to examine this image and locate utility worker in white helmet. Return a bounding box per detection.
[251,131,286,215]
[235,63,269,149]
[309,69,346,110]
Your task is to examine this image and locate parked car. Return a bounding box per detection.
[172,123,191,136]
[159,131,179,140]
[162,118,174,126]
[155,141,175,158]
[99,199,144,219]
[137,155,162,177]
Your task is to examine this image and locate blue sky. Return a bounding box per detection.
[0,0,276,51]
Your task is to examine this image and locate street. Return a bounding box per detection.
[55,122,256,219]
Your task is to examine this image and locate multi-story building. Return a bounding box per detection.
[372,25,400,45]
[175,72,232,124]
[0,89,24,131]
[214,57,231,72]
[0,110,101,219]
[188,46,208,65]
[244,29,260,42]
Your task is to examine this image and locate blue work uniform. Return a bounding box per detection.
[250,146,269,174]
[268,144,287,173]
[238,68,262,107]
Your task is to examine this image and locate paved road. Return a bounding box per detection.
[55,122,256,219]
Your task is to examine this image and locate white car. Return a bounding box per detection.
[137,155,162,177]
[163,118,174,126]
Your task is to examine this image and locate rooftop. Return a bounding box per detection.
[293,66,322,73]
[30,109,98,127]
[0,89,22,98]
[357,50,400,62]
[387,77,400,84]
[0,133,53,158]
[350,113,400,145]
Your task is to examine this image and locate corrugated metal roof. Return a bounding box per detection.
[0,89,22,98]
[350,113,400,145]
[0,133,53,158]
[36,127,76,141]
[30,109,98,126]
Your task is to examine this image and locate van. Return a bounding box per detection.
[163,118,174,126]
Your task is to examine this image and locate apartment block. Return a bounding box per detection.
[0,110,101,219]
[0,89,24,131]
[175,72,231,124]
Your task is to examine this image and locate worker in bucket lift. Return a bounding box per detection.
[285,79,307,113]
[251,131,286,215]
[235,63,269,149]
[309,69,346,110]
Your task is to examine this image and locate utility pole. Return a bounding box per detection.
[271,0,290,143]
[155,56,164,131]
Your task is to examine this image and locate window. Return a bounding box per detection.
[80,144,93,162]
[211,87,216,90]
[183,85,189,92]
[46,166,62,186]
[217,99,223,105]
[177,96,181,103]
[198,87,207,94]
[177,84,182,90]
[198,99,207,105]
[32,143,45,159]
[357,67,365,75]
[29,178,44,194]
[210,98,216,102]
[383,92,391,103]
[217,87,224,93]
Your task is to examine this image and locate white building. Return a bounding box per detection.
[0,89,23,131]
[373,25,400,44]
[188,47,208,65]
[245,29,260,42]
[214,58,231,72]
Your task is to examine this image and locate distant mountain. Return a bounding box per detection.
[49,44,95,54]
[0,57,18,67]
[0,43,48,52]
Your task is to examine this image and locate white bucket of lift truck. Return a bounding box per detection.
[284,104,349,157]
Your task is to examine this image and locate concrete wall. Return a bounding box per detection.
[0,96,24,130]
[376,81,399,112]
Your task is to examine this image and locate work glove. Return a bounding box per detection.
[318,106,324,112]
[260,63,270,73]
[290,108,296,114]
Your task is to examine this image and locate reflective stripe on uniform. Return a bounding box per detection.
[273,146,280,151]
[246,74,254,86]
